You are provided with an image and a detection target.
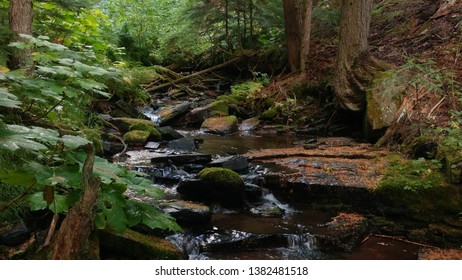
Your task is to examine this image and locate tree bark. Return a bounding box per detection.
[283,0,313,73]
[334,0,373,111]
[52,144,101,260]
[8,0,33,70]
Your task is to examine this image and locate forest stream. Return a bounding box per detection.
[115,130,426,260]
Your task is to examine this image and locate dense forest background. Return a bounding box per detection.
[0,0,461,259]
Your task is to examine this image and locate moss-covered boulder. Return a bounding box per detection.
[99,229,186,260]
[123,130,150,147]
[129,123,162,141]
[177,168,245,207]
[112,117,157,133]
[201,115,238,135]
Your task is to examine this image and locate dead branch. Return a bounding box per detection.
[146,57,242,93]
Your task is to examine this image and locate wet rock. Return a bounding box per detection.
[208,155,249,172]
[111,117,157,133]
[159,101,190,125]
[123,130,150,147]
[115,100,148,119]
[317,213,368,252]
[177,167,245,207]
[249,202,284,217]
[239,117,260,132]
[157,126,185,141]
[102,140,125,156]
[159,201,212,226]
[144,141,161,149]
[151,153,212,165]
[184,100,227,127]
[0,223,31,247]
[167,137,199,151]
[243,183,264,202]
[201,115,238,135]
[99,229,186,260]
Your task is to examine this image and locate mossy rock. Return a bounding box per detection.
[198,167,244,188]
[200,115,238,135]
[129,123,162,141]
[180,167,245,207]
[123,130,150,146]
[112,117,157,133]
[99,229,186,260]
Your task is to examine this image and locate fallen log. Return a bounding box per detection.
[146,57,242,93]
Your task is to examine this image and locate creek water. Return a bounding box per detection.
[126,131,423,260]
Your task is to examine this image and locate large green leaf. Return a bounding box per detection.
[61,135,91,149]
[0,88,21,109]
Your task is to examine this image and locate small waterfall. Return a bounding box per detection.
[166,233,207,260]
[139,106,161,124]
[261,189,294,215]
[286,233,317,250]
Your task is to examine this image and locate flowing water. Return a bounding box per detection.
[125,131,422,260]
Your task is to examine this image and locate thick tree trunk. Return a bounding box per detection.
[283,0,313,73]
[8,0,33,70]
[52,144,101,260]
[334,0,373,111]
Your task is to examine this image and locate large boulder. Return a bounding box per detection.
[201,115,238,135]
[177,167,245,207]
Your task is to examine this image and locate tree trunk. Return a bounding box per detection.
[334,0,373,111]
[8,0,33,70]
[283,0,313,73]
[299,0,313,72]
[52,144,101,260]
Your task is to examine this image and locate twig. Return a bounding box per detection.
[428,96,446,118]
[44,213,59,247]
[372,234,436,248]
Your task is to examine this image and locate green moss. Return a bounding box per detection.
[129,123,162,141]
[112,117,157,132]
[198,167,244,188]
[374,158,462,219]
[261,107,279,120]
[123,130,150,145]
[230,81,263,101]
[209,100,229,115]
[99,229,186,260]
